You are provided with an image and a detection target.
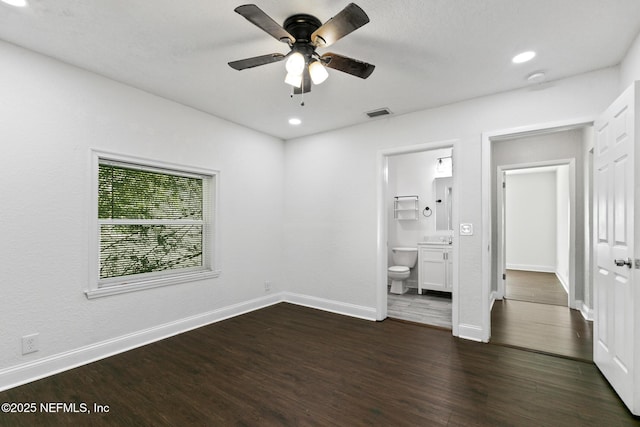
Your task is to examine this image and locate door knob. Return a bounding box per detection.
[614,258,632,268]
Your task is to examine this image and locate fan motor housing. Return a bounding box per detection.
[283,14,322,43]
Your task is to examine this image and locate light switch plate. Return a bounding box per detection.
[460,223,474,236]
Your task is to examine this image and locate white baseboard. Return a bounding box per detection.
[406,279,418,288]
[0,293,283,393]
[0,292,381,393]
[5,289,489,393]
[282,292,378,321]
[457,323,487,343]
[490,290,499,306]
[555,272,569,294]
[506,264,555,273]
[577,300,594,321]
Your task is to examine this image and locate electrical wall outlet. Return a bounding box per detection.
[264,281,272,292]
[22,333,39,355]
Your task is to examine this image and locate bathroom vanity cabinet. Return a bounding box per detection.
[417,243,452,294]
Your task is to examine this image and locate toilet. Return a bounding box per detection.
[388,247,418,294]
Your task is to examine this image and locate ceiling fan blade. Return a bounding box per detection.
[234,4,295,44]
[321,52,375,79]
[228,53,286,70]
[294,68,312,94]
[311,3,369,47]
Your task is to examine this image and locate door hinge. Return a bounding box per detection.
[502,273,506,280]
[635,259,640,269]
[502,182,506,189]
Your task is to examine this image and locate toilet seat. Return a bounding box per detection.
[388,266,409,273]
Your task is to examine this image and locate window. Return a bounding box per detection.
[87,151,218,298]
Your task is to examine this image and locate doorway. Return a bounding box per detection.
[375,140,460,336]
[498,163,572,307]
[482,123,594,359]
[386,148,453,328]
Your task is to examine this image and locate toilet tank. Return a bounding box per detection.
[391,247,418,267]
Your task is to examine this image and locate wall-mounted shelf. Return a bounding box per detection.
[394,195,419,220]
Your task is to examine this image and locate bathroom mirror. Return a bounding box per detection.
[434,177,453,231]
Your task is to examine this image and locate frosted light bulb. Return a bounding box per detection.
[285,52,305,75]
[284,72,302,88]
[309,60,329,85]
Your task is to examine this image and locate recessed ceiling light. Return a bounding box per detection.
[512,51,536,64]
[288,118,301,125]
[1,0,28,7]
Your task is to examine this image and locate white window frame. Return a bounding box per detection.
[86,150,220,299]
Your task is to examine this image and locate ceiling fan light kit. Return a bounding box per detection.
[309,59,329,85]
[229,3,375,103]
[284,71,303,88]
[285,52,306,75]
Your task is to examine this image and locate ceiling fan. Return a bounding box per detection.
[228,3,375,95]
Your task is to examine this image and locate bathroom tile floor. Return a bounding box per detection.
[387,287,452,329]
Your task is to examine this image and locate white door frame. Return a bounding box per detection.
[496,159,576,308]
[376,139,459,336]
[481,117,594,341]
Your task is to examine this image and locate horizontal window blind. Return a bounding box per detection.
[99,164,202,220]
[98,162,205,281]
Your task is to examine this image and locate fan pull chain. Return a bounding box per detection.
[289,85,305,106]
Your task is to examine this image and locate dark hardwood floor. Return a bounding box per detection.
[491,299,593,361]
[1,303,636,426]
[505,269,568,306]
[492,269,593,361]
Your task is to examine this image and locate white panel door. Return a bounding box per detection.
[593,82,638,414]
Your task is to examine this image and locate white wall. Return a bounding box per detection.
[387,148,452,244]
[283,67,619,339]
[1,26,632,386]
[621,31,640,89]
[0,41,285,389]
[505,171,557,272]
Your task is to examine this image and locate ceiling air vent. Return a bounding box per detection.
[365,108,392,118]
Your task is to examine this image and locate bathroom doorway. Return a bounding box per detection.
[376,140,459,333]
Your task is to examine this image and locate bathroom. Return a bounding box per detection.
[386,148,453,328]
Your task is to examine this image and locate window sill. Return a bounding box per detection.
[85,270,221,299]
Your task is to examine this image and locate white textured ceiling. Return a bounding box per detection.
[2,0,640,140]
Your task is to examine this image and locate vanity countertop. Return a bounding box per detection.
[417,241,452,246]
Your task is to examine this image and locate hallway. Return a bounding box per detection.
[490,270,592,361]
[504,269,568,306]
